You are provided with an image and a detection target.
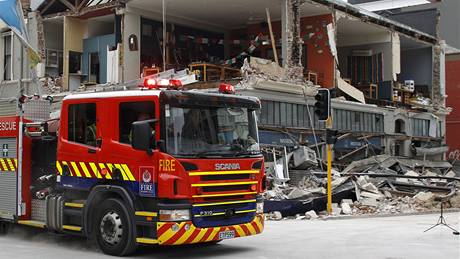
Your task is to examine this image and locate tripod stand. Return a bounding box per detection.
[424,201,460,235]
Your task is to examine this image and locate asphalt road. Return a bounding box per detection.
[0,212,459,259]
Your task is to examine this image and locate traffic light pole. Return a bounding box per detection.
[314,88,335,215]
[326,117,333,215]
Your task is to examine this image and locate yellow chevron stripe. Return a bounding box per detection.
[121,164,136,181]
[189,170,259,176]
[246,222,257,235]
[192,191,257,198]
[191,228,207,243]
[98,163,112,179]
[89,162,102,179]
[254,217,264,232]
[6,159,14,171]
[191,181,257,187]
[174,225,196,245]
[79,162,92,178]
[192,199,256,207]
[70,162,82,177]
[105,163,117,179]
[234,225,246,237]
[13,158,17,168]
[205,227,221,242]
[158,222,185,244]
[114,164,129,181]
[0,159,7,171]
[61,161,72,176]
[56,161,63,175]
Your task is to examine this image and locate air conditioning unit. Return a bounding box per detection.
[352,49,373,56]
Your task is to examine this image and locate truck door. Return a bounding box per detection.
[58,100,105,187]
[99,98,159,196]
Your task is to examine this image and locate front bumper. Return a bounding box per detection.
[155,214,264,245]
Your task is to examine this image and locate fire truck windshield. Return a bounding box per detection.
[165,106,260,157]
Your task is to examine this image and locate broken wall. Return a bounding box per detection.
[445,54,460,152]
[301,14,335,88]
[231,14,335,87]
[63,16,86,90]
[122,11,141,82]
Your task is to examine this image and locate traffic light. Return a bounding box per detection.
[314,89,330,121]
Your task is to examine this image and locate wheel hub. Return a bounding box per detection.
[100,211,123,245]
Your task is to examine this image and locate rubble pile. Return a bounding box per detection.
[264,153,460,220]
[40,76,62,94]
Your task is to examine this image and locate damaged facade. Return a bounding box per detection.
[0,0,457,216]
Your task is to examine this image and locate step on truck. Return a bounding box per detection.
[0,82,265,256]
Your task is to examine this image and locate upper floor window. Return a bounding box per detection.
[3,31,12,81]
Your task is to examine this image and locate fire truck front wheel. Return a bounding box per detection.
[94,198,137,256]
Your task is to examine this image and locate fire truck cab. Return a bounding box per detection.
[0,88,265,256]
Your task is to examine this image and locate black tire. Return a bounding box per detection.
[94,198,137,256]
[0,221,10,235]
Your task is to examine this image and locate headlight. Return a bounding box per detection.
[159,209,191,221]
[256,202,264,214]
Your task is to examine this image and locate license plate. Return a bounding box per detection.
[218,230,235,240]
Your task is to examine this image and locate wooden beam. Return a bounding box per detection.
[77,0,90,11]
[59,0,76,11]
[40,0,57,14]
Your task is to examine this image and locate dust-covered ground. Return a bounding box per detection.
[0,212,459,259]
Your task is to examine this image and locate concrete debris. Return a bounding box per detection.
[361,198,378,207]
[360,191,384,200]
[292,146,318,169]
[341,199,353,205]
[266,211,283,221]
[287,188,310,199]
[445,170,456,178]
[413,192,434,202]
[361,182,379,194]
[264,154,460,220]
[40,76,62,94]
[331,203,342,216]
[305,210,319,220]
[341,202,352,215]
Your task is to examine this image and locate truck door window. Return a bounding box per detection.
[119,101,155,144]
[68,103,97,146]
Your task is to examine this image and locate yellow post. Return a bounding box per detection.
[327,143,332,215]
[326,116,333,215]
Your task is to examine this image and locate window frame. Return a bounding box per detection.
[2,31,13,81]
[67,102,97,147]
[117,100,156,145]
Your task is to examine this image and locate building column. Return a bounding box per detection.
[281,0,288,68]
[281,0,304,81]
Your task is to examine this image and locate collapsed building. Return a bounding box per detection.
[0,0,458,216]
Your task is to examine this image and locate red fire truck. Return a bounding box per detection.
[0,82,265,256]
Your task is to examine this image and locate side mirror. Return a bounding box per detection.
[132,119,156,154]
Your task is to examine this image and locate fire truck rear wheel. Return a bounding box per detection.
[94,198,137,256]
